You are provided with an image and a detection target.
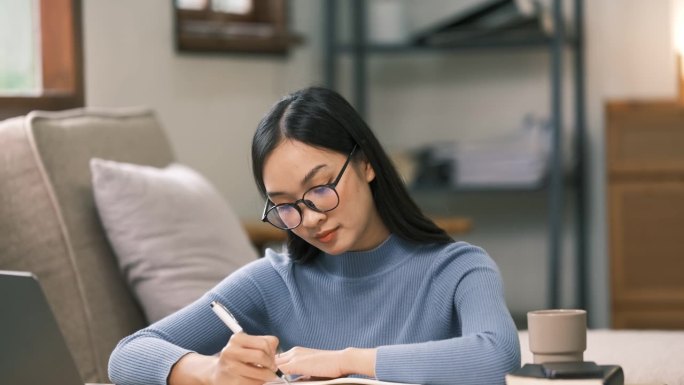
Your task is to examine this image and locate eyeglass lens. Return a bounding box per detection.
[266,185,339,229]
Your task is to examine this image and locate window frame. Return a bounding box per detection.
[0,0,84,120]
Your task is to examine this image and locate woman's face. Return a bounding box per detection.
[262,140,389,254]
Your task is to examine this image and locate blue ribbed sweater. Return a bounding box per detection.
[108,235,520,385]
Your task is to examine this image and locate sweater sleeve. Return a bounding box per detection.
[108,261,272,385]
[375,258,521,385]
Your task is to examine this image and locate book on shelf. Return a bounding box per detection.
[506,362,624,385]
[408,0,544,47]
[266,377,421,385]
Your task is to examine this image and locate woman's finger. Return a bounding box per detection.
[221,343,278,371]
[275,347,345,378]
[232,360,280,382]
[232,332,280,356]
[221,334,284,372]
[214,356,279,384]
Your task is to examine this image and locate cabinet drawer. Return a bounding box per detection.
[607,101,684,174]
[612,308,684,329]
[609,181,684,303]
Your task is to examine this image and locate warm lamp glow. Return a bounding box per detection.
[676,0,684,53]
[676,0,684,103]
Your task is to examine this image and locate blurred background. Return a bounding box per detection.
[2,0,683,330]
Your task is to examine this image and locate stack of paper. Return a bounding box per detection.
[453,115,551,188]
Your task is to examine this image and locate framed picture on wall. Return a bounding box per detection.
[174,0,300,54]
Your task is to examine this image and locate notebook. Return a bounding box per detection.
[0,270,87,385]
[267,377,422,385]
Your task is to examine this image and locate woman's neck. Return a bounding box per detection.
[316,234,414,278]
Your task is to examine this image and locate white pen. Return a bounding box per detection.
[210,300,290,384]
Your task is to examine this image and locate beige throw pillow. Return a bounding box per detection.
[90,158,258,323]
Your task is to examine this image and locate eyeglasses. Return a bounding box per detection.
[261,145,358,230]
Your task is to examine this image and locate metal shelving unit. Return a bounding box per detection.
[322,0,587,311]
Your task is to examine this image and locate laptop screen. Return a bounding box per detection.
[0,270,85,385]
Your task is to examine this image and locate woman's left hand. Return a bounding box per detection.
[275,346,377,379]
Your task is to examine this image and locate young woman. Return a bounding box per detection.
[108,87,520,385]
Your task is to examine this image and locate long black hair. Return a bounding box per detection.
[252,87,452,263]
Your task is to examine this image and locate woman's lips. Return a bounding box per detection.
[315,227,338,243]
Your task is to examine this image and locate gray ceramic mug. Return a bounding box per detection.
[527,309,587,363]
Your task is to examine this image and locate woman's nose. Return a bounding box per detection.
[299,205,326,228]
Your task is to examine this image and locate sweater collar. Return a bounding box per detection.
[316,234,414,278]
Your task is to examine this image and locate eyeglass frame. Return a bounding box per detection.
[261,144,358,230]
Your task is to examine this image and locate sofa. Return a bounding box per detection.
[1,108,683,385]
[0,107,284,383]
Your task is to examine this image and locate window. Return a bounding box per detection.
[0,0,83,120]
[0,0,41,95]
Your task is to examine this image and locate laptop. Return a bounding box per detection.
[0,270,87,385]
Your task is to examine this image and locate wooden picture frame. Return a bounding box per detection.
[174,0,300,55]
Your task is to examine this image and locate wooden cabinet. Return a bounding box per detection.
[607,101,684,329]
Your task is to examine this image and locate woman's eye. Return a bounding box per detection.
[310,186,330,195]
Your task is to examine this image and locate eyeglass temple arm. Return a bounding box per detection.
[261,199,271,222]
[332,144,358,186]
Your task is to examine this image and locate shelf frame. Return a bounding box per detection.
[322,0,587,312]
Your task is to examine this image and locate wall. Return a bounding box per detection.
[83,0,677,327]
[583,0,676,326]
[83,0,322,222]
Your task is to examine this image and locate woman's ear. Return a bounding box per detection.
[363,159,376,183]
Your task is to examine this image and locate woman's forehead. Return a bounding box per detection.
[265,141,339,168]
[262,141,342,190]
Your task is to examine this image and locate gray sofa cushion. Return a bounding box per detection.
[0,108,174,383]
[90,159,257,323]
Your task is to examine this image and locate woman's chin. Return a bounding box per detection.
[315,237,348,255]
[317,242,345,255]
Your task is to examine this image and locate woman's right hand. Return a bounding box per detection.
[211,332,282,385]
[169,332,281,385]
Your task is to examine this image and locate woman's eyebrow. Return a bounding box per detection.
[301,164,327,187]
[266,164,328,198]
